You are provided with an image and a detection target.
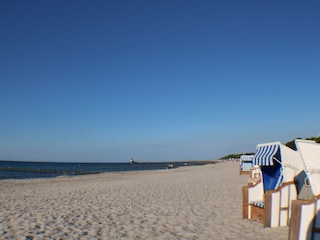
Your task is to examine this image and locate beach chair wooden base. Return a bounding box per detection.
[250,205,264,223]
[243,185,265,223]
[242,186,249,219]
[240,170,250,175]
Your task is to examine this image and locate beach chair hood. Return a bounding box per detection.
[253,141,303,192]
[295,139,320,198]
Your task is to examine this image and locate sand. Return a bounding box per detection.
[0,161,288,239]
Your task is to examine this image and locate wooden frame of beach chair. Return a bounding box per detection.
[243,180,297,227]
[243,180,264,221]
[289,196,320,240]
[288,139,320,240]
[264,181,297,227]
[243,166,262,219]
[243,142,303,228]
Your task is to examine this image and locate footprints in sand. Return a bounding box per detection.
[0,163,288,239]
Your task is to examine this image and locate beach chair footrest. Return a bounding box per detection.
[251,201,265,208]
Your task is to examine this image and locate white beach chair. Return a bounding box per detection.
[289,139,320,240]
[239,155,254,175]
[242,141,304,228]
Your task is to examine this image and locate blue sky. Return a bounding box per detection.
[0,1,319,162]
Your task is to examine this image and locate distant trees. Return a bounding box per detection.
[284,139,300,150]
[220,136,320,159]
[220,154,240,160]
[285,136,320,150]
[306,136,320,143]
[220,152,254,160]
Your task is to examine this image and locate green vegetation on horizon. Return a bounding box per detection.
[220,136,320,159]
[220,152,254,160]
[285,136,320,150]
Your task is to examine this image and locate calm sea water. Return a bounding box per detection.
[0,160,205,180]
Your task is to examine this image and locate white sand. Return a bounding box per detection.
[0,161,288,239]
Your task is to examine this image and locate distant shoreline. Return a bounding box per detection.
[0,159,218,164]
[0,160,218,181]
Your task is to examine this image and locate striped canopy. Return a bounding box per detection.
[253,144,280,166]
[240,155,254,171]
[240,155,254,162]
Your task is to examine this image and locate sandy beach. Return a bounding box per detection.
[0,161,288,239]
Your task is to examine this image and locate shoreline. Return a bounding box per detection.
[0,162,216,183]
[0,161,288,239]
[0,160,218,181]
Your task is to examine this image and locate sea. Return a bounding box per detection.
[0,160,208,180]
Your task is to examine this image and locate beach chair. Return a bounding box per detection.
[240,155,254,175]
[242,142,304,228]
[289,139,320,240]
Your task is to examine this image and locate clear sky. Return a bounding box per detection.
[0,1,319,162]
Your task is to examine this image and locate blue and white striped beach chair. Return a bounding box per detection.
[243,141,304,228]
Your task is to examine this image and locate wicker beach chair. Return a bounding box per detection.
[239,155,255,175]
[289,139,320,240]
[242,141,304,228]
